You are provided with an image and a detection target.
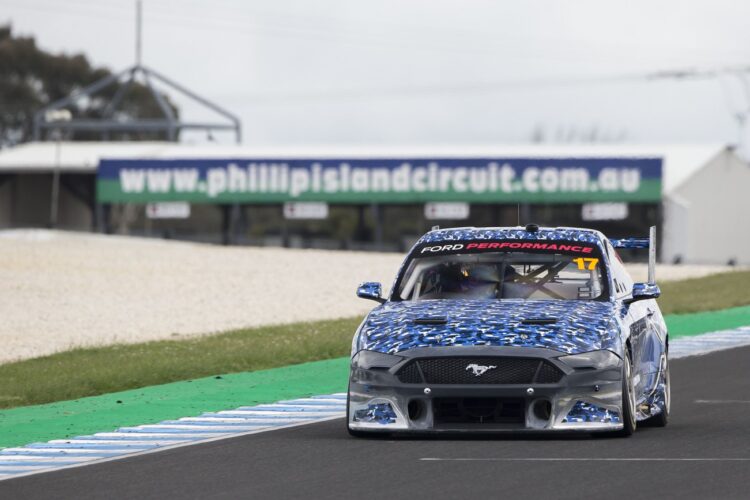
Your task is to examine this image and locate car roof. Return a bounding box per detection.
[415,226,606,246]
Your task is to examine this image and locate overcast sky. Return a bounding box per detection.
[3,0,750,146]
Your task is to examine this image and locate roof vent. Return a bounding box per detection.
[525,223,540,232]
[521,318,557,325]
[414,317,448,325]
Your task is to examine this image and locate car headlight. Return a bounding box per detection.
[558,350,622,370]
[352,350,404,370]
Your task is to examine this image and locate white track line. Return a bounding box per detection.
[0,465,58,471]
[127,425,270,431]
[694,400,750,404]
[41,442,194,450]
[215,410,342,417]
[1,448,132,455]
[175,417,309,424]
[670,327,750,359]
[89,432,211,439]
[278,399,346,404]
[0,456,99,463]
[420,458,750,462]
[0,395,345,482]
[251,403,345,408]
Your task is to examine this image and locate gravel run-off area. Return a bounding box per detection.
[0,229,738,364]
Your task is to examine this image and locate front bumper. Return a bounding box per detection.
[348,346,624,433]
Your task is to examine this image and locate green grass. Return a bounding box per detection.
[0,270,747,410]
[657,270,750,314]
[0,317,361,409]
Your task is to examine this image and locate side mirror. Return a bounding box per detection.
[357,282,386,304]
[625,282,661,305]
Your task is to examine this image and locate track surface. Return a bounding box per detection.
[4,346,750,500]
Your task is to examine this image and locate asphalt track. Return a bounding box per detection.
[4,345,750,500]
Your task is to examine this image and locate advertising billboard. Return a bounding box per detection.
[97,157,662,203]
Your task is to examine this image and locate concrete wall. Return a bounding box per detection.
[0,180,11,227]
[662,195,690,264]
[663,150,750,265]
[0,174,92,229]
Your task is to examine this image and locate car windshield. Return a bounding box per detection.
[397,247,608,301]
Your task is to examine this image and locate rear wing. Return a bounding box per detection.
[610,226,657,284]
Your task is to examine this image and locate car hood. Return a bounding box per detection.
[359,299,620,355]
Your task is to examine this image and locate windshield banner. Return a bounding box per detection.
[97,157,662,203]
[416,240,598,256]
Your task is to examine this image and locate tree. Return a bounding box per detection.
[0,25,179,148]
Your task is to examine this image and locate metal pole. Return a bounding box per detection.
[146,67,242,137]
[372,203,383,249]
[520,204,531,226]
[648,225,657,284]
[49,130,62,227]
[136,0,142,66]
[735,73,750,159]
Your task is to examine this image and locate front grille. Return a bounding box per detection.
[397,362,422,384]
[536,361,564,383]
[396,357,563,385]
[433,397,525,426]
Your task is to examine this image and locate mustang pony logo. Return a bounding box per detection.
[465,363,497,377]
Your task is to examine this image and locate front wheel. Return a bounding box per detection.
[617,351,637,437]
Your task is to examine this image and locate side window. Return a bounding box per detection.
[606,240,633,298]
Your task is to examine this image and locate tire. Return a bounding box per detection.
[643,355,670,427]
[617,351,637,437]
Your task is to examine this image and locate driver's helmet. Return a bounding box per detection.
[438,262,498,294]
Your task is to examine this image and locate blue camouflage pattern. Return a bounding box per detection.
[358,299,621,355]
[368,227,620,356]
[357,282,383,301]
[610,238,650,249]
[353,403,398,425]
[563,401,621,423]
[415,227,604,246]
[387,226,607,302]
[632,282,661,300]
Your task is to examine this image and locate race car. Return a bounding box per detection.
[347,224,669,436]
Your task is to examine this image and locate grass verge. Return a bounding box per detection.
[0,270,747,410]
[0,317,361,410]
[657,270,750,314]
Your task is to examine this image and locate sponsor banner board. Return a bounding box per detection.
[97,157,662,203]
[424,202,470,220]
[283,202,329,220]
[145,202,191,219]
[581,202,629,221]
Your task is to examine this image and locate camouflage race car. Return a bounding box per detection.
[347,224,669,436]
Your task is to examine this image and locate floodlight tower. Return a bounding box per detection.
[33,0,242,144]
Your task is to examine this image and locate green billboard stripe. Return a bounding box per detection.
[0,357,349,449]
[666,305,750,339]
[96,178,661,204]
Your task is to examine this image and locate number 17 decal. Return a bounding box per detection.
[572,257,599,270]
